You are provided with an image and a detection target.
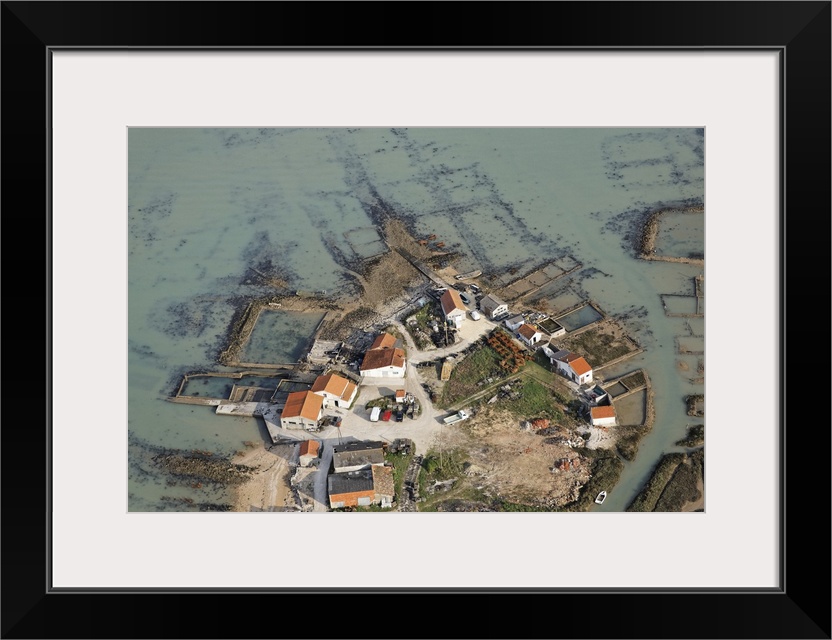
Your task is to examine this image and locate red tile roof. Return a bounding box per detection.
[369,333,397,350]
[395,389,406,398]
[591,405,616,419]
[282,391,324,421]
[311,373,356,401]
[299,440,320,457]
[518,324,539,340]
[360,347,406,371]
[440,289,466,316]
[568,356,592,376]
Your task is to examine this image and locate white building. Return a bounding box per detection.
[280,391,324,430]
[310,372,358,408]
[517,323,544,347]
[479,293,508,320]
[440,289,467,328]
[504,314,525,332]
[551,351,594,385]
[590,404,616,427]
[360,332,406,378]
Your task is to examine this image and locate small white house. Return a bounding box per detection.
[310,373,358,408]
[551,351,594,385]
[479,294,508,320]
[280,391,324,430]
[517,323,544,347]
[504,314,525,332]
[590,405,616,427]
[298,439,321,467]
[440,289,467,329]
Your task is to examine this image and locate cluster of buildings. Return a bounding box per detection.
[297,438,395,509]
[436,286,616,427]
[326,441,394,509]
[280,331,408,430]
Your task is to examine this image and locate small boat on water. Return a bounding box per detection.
[594,491,607,504]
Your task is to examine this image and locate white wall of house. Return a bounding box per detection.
[360,365,406,378]
[482,301,508,319]
[575,369,593,385]
[314,388,357,408]
[445,309,465,328]
[280,415,319,430]
[520,331,543,347]
[505,317,525,331]
[591,415,616,427]
[552,359,593,385]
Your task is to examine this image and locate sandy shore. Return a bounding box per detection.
[230,446,295,512]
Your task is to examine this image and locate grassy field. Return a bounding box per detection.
[439,345,504,408]
[501,378,564,421]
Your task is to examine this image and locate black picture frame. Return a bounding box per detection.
[3,2,829,638]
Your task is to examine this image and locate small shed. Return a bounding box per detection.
[590,404,616,427]
[299,440,321,467]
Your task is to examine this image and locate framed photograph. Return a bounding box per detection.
[5,1,829,638]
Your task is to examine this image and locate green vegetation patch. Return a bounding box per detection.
[654,454,702,511]
[620,369,646,389]
[626,452,686,512]
[685,394,704,417]
[676,424,704,447]
[615,424,652,461]
[440,345,504,408]
[560,453,624,512]
[501,378,564,421]
[385,450,414,503]
[403,302,439,350]
[561,325,636,366]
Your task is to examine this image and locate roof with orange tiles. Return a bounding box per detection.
[311,373,356,401]
[369,333,397,350]
[591,405,616,419]
[518,323,540,340]
[440,289,466,316]
[282,390,324,421]
[395,389,406,398]
[567,356,592,376]
[360,347,406,371]
[299,440,320,458]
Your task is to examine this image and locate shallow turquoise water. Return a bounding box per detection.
[128,127,704,512]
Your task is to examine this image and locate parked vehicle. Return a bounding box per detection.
[395,410,404,422]
[595,491,607,504]
[382,410,393,421]
[459,293,471,305]
[443,409,469,425]
[370,407,381,422]
[469,310,481,321]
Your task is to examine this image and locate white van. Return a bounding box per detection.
[370,407,381,422]
[469,310,481,321]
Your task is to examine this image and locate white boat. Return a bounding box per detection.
[594,491,607,504]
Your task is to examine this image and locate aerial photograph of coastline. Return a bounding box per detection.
[128,127,704,513]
